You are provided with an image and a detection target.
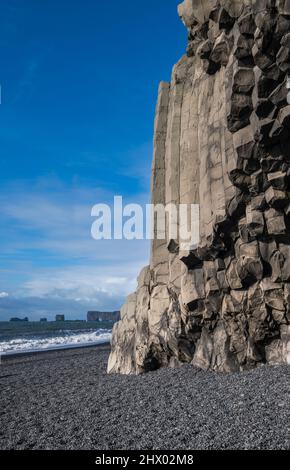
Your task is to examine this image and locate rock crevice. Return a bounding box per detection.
[108,0,290,374]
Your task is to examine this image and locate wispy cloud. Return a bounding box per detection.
[0,262,141,320]
[0,178,150,259]
[20,263,140,300]
[0,178,150,318]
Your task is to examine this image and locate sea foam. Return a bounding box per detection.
[0,329,112,354]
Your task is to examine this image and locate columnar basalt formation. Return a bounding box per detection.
[108,0,290,374]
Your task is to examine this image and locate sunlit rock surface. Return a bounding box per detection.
[108,0,290,374]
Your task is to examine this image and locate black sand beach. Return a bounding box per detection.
[0,344,289,450]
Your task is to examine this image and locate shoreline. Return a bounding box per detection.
[0,340,110,362]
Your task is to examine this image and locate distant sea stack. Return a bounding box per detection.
[55,315,65,322]
[87,311,120,322]
[10,317,29,322]
[109,0,290,374]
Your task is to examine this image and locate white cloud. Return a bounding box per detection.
[0,264,144,320]
[0,177,150,317]
[20,263,141,301]
[0,179,150,261]
[0,292,9,298]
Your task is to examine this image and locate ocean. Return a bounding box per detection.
[0,321,112,355]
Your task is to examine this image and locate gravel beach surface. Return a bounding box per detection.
[0,345,289,450]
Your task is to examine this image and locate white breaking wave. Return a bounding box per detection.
[0,329,112,354]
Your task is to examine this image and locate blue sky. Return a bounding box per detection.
[0,0,186,320]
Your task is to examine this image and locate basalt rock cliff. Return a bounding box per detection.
[108,0,290,374]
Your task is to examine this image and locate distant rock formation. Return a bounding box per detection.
[108,0,290,374]
[55,315,65,322]
[10,317,29,322]
[87,311,120,322]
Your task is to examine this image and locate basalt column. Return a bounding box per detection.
[108,0,290,375]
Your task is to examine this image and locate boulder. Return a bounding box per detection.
[278,0,290,15]
[210,32,231,66]
[267,171,287,190]
[265,208,286,235]
[265,186,289,208]
[232,66,255,94]
[246,205,265,236]
[181,268,205,310]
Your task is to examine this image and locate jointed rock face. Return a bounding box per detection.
[108,0,290,374]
